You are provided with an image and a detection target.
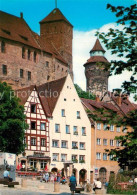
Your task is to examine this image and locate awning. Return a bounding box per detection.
[27,156,50,160]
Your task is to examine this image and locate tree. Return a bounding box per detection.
[94,4,137,170]
[0,82,28,155]
[96,4,137,100]
[74,84,95,100]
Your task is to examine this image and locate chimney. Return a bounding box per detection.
[116,96,121,106]
[96,96,100,102]
[20,12,23,19]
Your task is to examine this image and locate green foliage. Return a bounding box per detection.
[0,82,28,155]
[107,173,115,193]
[74,84,95,100]
[96,4,137,100]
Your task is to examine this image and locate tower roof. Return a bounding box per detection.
[90,38,105,53]
[39,8,73,27]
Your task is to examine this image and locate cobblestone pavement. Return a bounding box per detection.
[0,177,93,195]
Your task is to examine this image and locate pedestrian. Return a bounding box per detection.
[3,166,13,182]
[45,172,49,182]
[50,172,54,183]
[57,171,61,182]
[93,178,102,192]
[69,173,77,194]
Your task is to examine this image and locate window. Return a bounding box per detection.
[40,160,47,169]
[80,142,85,150]
[77,111,80,119]
[55,124,60,133]
[61,154,67,162]
[1,41,5,53]
[81,127,86,136]
[28,49,31,60]
[41,138,46,147]
[123,126,127,133]
[97,138,101,145]
[103,124,107,130]
[103,153,107,160]
[30,159,36,168]
[72,155,78,163]
[79,155,85,163]
[110,139,114,146]
[116,127,120,132]
[109,155,114,161]
[61,141,67,148]
[31,104,36,113]
[72,142,78,149]
[103,139,107,146]
[34,51,37,62]
[52,140,59,147]
[52,153,59,161]
[110,125,114,131]
[20,69,24,78]
[46,61,49,67]
[66,125,70,134]
[2,65,7,75]
[116,140,120,147]
[28,71,31,80]
[61,109,65,117]
[96,152,101,160]
[41,123,46,131]
[64,98,66,101]
[22,47,25,58]
[97,123,101,130]
[31,121,36,130]
[31,137,36,146]
[73,126,78,135]
[23,137,27,148]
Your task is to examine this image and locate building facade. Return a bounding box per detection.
[0,8,73,90]
[84,39,109,96]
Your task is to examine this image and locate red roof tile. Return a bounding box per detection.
[84,56,109,66]
[40,8,73,27]
[90,39,105,52]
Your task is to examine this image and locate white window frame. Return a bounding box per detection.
[110,125,114,132]
[116,126,121,132]
[103,139,107,146]
[61,109,65,117]
[103,153,107,160]
[110,139,114,146]
[52,140,59,147]
[97,123,101,130]
[55,124,60,133]
[97,138,101,145]
[96,152,101,160]
[41,123,46,130]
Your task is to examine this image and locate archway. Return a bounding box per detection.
[51,167,58,173]
[79,169,87,184]
[99,167,107,184]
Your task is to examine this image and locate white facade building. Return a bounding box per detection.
[49,75,91,183]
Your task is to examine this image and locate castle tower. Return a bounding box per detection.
[39,8,73,77]
[84,39,109,96]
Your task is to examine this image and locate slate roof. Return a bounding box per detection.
[39,8,73,27]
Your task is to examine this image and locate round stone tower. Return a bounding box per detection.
[84,39,109,97]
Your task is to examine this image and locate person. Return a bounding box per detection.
[60,176,67,184]
[69,173,77,194]
[50,172,54,183]
[3,167,13,182]
[134,176,137,183]
[45,172,49,182]
[93,178,102,192]
[57,171,61,182]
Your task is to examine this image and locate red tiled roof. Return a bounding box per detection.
[15,76,67,117]
[90,39,105,52]
[0,11,40,49]
[39,8,73,27]
[0,11,67,65]
[84,56,109,66]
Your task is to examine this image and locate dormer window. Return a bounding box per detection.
[1,41,5,53]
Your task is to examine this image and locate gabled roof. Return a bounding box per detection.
[16,76,67,117]
[90,38,105,53]
[84,56,109,66]
[39,8,73,27]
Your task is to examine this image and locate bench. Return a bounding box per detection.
[0,178,19,187]
[75,187,84,193]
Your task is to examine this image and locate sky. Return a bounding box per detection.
[0,0,136,101]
